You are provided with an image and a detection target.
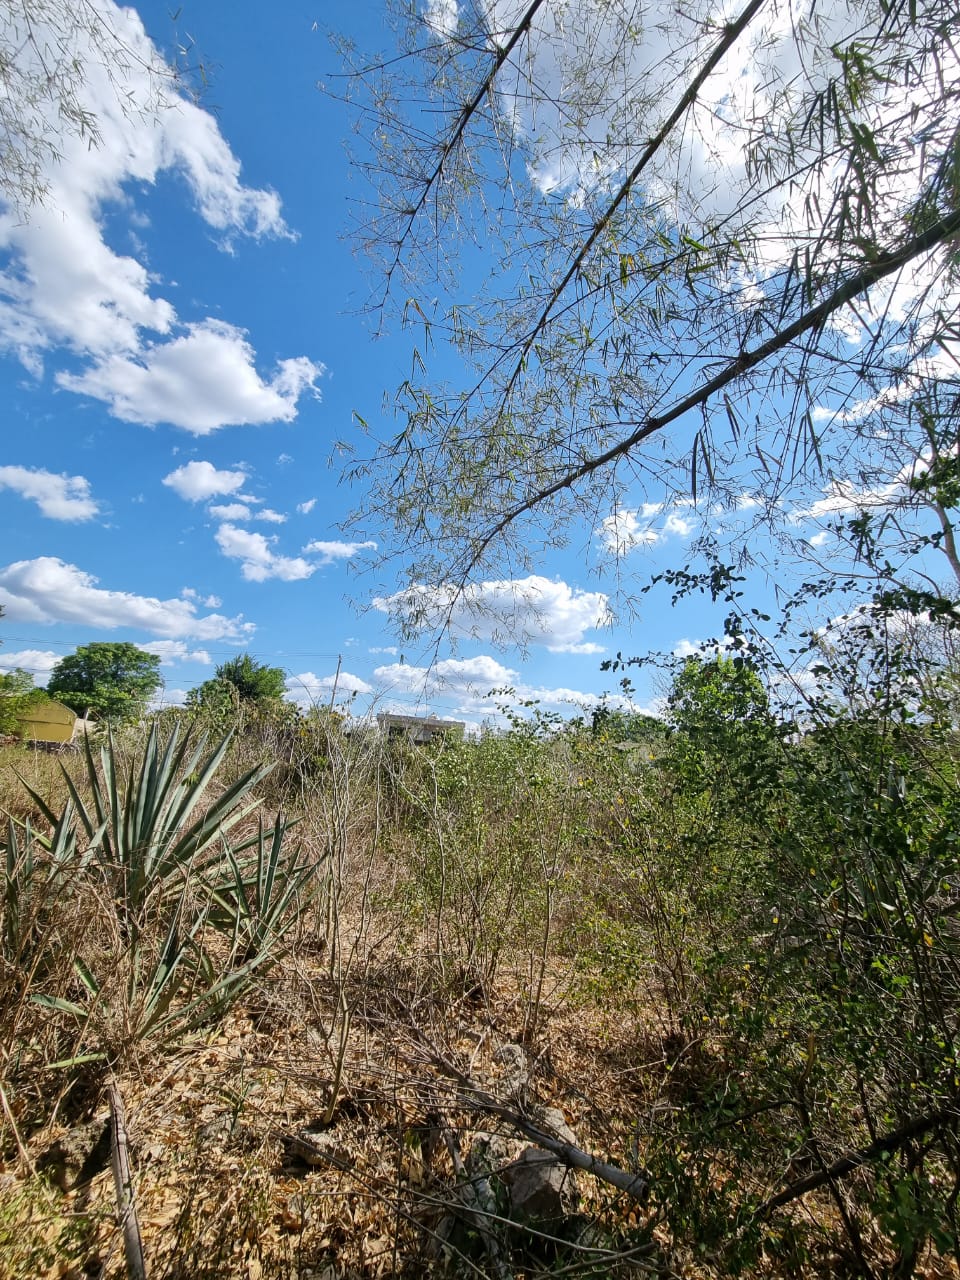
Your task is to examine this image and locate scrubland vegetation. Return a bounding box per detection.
[1,621,959,1280]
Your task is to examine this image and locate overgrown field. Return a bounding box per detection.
[1,657,959,1278]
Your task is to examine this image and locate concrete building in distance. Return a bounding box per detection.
[376,713,466,746]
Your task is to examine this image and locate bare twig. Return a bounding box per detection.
[438,1110,514,1280]
[420,1048,650,1203]
[107,1074,147,1280]
[756,1106,956,1218]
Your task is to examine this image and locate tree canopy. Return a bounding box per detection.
[187,655,287,713]
[340,0,960,631]
[46,642,162,721]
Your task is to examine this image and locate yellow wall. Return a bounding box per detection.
[17,700,76,744]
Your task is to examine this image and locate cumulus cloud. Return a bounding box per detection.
[182,587,222,608]
[373,653,643,722]
[285,670,374,707]
[793,478,900,521]
[61,321,323,433]
[139,640,213,666]
[598,501,696,554]
[163,460,248,502]
[0,1,321,430]
[425,0,460,37]
[0,464,100,520]
[215,523,315,582]
[303,539,378,564]
[374,575,611,652]
[0,648,61,677]
[256,508,287,524]
[208,502,252,521]
[0,556,252,640]
[598,509,661,555]
[672,637,735,660]
[296,498,317,515]
[153,687,188,710]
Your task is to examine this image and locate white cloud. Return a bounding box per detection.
[598,502,696,554]
[163,460,247,502]
[373,653,643,722]
[182,587,222,608]
[139,640,213,666]
[215,523,315,582]
[61,321,324,433]
[374,574,611,651]
[663,511,694,537]
[792,478,902,522]
[0,556,252,640]
[303,539,378,564]
[0,648,60,677]
[598,509,661,555]
[208,502,252,521]
[285,670,374,706]
[0,2,321,430]
[425,0,460,37]
[476,0,960,402]
[0,464,100,520]
[297,498,317,515]
[375,654,516,698]
[256,509,287,524]
[672,637,734,660]
[153,687,188,710]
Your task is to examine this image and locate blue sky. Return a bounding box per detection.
[0,0,952,726]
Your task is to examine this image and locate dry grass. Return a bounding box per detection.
[1,726,958,1280]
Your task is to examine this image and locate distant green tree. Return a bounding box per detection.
[591,705,670,747]
[185,676,239,719]
[0,667,45,735]
[211,654,287,704]
[46,642,161,721]
[666,655,771,737]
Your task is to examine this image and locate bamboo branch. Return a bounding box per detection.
[422,1050,650,1203]
[468,204,960,577]
[107,1075,147,1280]
[756,1106,955,1218]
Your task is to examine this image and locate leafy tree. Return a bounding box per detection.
[191,654,287,707]
[0,667,45,736]
[666,654,771,737]
[591,704,670,747]
[339,0,960,625]
[46,642,161,721]
[215,654,287,703]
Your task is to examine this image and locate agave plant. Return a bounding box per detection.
[20,722,275,941]
[15,722,310,1066]
[207,812,322,963]
[2,804,101,970]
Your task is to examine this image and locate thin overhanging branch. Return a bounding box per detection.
[383,0,549,287]
[499,0,768,405]
[465,206,960,578]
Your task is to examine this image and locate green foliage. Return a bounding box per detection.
[184,675,239,721]
[46,641,161,722]
[0,668,45,736]
[591,703,670,747]
[210,653,287,704]
[5,722,316,1068]
[666,654,770,735]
